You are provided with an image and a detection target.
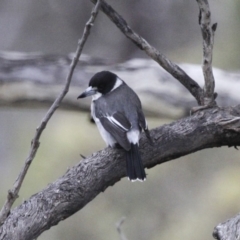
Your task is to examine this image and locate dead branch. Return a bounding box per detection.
[0,106,240,239]
[0,0,102,226]
[116,217,128,240]
[213,213,240,240]
[90,0,204,105]
[197,0,217,106]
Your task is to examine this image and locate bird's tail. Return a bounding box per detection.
[126,143,146,182]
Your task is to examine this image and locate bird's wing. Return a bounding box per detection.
[137,110,147,130]
[99,112,131,150]
[138,110,153,145]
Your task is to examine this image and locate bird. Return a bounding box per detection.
[77,71,152,182]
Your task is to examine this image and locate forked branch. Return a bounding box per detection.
[90,0,204,105]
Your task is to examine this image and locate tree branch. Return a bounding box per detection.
[0,0,102,226]
[213,213,240,240]
[116,217,128,240]
[197,0,217,106]
[0,106,240,239]
[90,0,204,106]
[1,54,240,119]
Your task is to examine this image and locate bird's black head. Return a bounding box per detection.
[77,71,121,99]
[89,71,117,95]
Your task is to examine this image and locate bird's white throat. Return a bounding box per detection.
[91,78,123,100]
[92,92,102,100]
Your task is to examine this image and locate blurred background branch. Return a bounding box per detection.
[0,52,240,119]
[116,217,128,240]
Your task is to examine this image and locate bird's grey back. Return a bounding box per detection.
[94,83,143,128]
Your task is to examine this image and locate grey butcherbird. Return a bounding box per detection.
[78,71,152,181]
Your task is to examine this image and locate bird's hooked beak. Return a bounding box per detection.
[77,86,97,99]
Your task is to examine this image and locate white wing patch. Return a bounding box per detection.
[106,116,129,131]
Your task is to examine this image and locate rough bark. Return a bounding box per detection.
[0,106,240,240]
[0,52,240,119]
[213,214,240,240]
[197,0,216,106]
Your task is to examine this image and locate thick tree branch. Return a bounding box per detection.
[90,0,204,105]
[0,106,240,240]
[197,0,217,106]
[0,0,101,226]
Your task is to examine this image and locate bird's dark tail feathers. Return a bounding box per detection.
[126,143,146,182]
